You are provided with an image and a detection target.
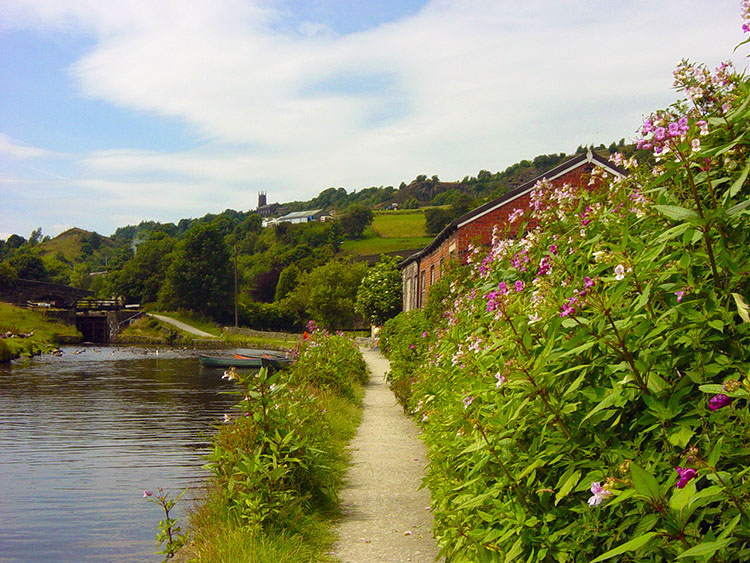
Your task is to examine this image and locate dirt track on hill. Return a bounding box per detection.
[331,348,442,563]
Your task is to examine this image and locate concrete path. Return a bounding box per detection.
[331,349,442,563]
[147,313,218,338]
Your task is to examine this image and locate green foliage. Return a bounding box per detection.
[159,223,232,319]
[113,231,175,304]
[424,206,453,236]
[355,255,403,326]
[199,327,366,559]
[293,323,368,398]
[274,264,301,302]
[380,310,431,406]
[239,299,300,332]
[0,339,12,363]
[389,49,750,561]
[0,261,18,287]
[143,488,188,562]
[9,250,48,281]
[287,259,367,330]
[338,204,374,238]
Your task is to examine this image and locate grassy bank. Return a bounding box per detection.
[174,327,368,562]
[118,313,299,350]
[0,302,82,361]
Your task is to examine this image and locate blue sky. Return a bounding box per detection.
[1,0,747,239]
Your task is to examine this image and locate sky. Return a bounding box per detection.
[1,0,748,240]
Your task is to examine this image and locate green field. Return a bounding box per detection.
[370,210,427,238]
[341,210,431,256]
[341,234,432,256]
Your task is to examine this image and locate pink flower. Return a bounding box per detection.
[498,282,508,295]
[588,482,612,506]
[495,373,507,389]
[708,393,732,412]
[675,289,686,302]
[143,490,153,497]
[675,466,697,489]
[462,396,474,409]
[515,280,524,292]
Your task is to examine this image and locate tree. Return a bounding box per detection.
[159,223,233,319]
[9,251,47,281]
[290,259,367,329]
[355,255,403,326]
[114,231,175,304]
[424,207,453,235]
[274,263,301,302]
[0,262,18,288]
[339,204,373,238]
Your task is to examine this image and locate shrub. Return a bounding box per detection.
[399,32,750,562]
[380,310,431,407]
[203,324,367,534]
[291,322,368,398]
[0,339,12,363]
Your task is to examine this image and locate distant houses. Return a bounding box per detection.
[400,151,626,311]
[256,191,331,226]
[265,209,330,226]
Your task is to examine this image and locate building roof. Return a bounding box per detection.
[400,150,627,268]
[276,209,324,221]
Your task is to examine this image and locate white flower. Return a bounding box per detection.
[614,264,626,280]
[588,482,612,506]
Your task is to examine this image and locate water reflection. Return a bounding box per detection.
[0,347,238,562]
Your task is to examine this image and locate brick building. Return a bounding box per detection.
[400,150,626,311]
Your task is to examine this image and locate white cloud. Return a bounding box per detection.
[0,133,55,159]
[1,0,747,236]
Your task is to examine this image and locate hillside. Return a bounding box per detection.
[341,209,432,260]
[39,228,116,264]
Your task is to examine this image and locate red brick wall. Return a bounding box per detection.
[415,163,598,305]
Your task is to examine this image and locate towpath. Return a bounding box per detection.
[147,313,218,338]
[331,348,443,563]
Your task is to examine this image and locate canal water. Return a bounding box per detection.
[0,346,238,562]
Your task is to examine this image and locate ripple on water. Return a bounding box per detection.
[0,346,237,562]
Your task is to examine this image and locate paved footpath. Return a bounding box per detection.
[147,314,218,338]
[331,348,443,563]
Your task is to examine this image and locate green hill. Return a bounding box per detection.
[341,209,432,258]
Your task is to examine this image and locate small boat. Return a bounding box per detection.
[235,348,288,359]
[260,355,293,372]
[199,355,263,368]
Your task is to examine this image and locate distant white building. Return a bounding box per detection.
[268,209,327,225]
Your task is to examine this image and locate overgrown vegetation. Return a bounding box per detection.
[383,26,750,562]
[183,326,367,562]
[0,302,82,360]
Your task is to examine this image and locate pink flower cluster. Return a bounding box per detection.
[743,0,750,33]
[675,466,697,489]
[560,277,596,318]
[637,113,691,155]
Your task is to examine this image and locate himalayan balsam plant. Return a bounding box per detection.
[143,488,188,561]
[395,12,750,562]
[204,324,367,531]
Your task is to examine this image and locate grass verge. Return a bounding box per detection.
[0,302,82,360]
[176,329,367,562]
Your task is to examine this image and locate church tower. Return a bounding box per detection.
[258,191,267,209]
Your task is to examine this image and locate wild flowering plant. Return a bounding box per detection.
[143,488,188,561]
[396,21,750,562]
[204,324,367,532]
